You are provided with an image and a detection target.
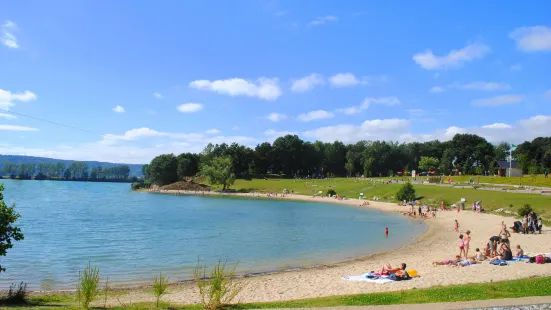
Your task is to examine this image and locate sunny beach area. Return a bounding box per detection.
[104,189,551,306]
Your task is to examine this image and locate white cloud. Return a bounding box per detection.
[308,15,338,27]
[112,105,125,113]
[189,78,282,101]
[267,113,287,122]
[337,106,361,115]
[510,26,551,52]
[337,97,400,115]
[290,73,324,92]
[510,64,522,71]
[450,81,511,91]
[177,102,203,113]
[471,94,524,106]
[482,123,512,129]
[153,92,163,99]
[545,89,551,99]
[297,110,334,122]
[1,20,18,48]
[0,89,37,110]
[205,128,221,134]
[429,86,445,93]
[264,129,296,138]
[329,73,361,87]
[0,113,16,119]
[413,43,490,70]
[303,118,409,143]
[0,125,38,131]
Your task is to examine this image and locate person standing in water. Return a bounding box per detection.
[385,226,389,237]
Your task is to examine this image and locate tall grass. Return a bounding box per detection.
[77,262,100,309]
[2,282,27,304]
[193,258,246,309]
[152,272,169,307]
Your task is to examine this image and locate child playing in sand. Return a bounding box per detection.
[464,230,471,258]
[516,245,524,258]
[454,220,459,232]
[458,234,466,258]
[473,248,486,261]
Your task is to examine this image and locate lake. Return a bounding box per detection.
[0,179,426,289]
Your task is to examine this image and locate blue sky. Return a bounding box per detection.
[1,0,551,164]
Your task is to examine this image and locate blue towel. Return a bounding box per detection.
[491,260,508,266]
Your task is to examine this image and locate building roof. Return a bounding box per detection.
[496,160,519,169]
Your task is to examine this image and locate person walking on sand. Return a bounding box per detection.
[454,220,459,232]
[458,234,466,258]
[464,230,472,258]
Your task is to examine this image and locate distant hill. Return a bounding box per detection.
[0,155,143,177]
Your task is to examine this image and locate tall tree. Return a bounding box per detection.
[199,156,235,190]
[176,153,199,180]
[0,184,24,273]
[149,154,179,186]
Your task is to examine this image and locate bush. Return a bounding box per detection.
[193,259,246,309]
[77,262,100,309]
[396,182,416,202]
[153,272,169,307]
[131,182,151,191]
[326,189,337,197]
[518,204,533,217]
[2,282,27,304]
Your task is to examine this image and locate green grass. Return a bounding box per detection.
[7,276,551,309]
[382,174,551,187]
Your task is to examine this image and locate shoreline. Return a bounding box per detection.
[33,190,551,306]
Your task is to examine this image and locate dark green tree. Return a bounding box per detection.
[396,182,416,202]
[149,154,178,186]
[0,184,24,273]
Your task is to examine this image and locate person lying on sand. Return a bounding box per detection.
[453,258,478,267]
[432,255,461,266]
[380,263,406,275]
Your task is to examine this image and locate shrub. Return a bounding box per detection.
[326,189,337,197]
[3,282,27,304]
[193,259,245,309]
[396,182,416,202]
[153,272,169,307]
[77,262,100,309]
[518,204,533,217]
[131,182,151,191]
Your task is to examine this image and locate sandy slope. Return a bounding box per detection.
[106,191,551,306]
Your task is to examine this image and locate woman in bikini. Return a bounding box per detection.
[458,234,466,258]
[499,226,511,246]
[464,230,472,258]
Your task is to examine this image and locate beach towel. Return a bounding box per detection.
[490,260,508,266]
[342,273,393,283]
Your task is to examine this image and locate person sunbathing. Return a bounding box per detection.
[453,258,478,267]
[380,263,406,275]
[432,255,461,266]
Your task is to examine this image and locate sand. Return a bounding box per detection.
[108,190,551,306]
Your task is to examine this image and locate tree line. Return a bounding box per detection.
[142,133,551,187]
[1,161,135,182]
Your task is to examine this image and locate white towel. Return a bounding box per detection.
[342,273,393,283]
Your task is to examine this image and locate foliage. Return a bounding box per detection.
[2,282,27,304]
[152,272,169,307]
[149,154,179,186]
[418,156,440,171]
[518,204,533,217]
[177,153,200,180]
[131,182,151,190]
[395,182,416,202]
[0,184,24,273]
[77,262,100,309]
[200,156,236,191]
[326,189,337,197]
[193,258,245,309]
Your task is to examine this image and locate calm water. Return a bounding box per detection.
[0,179,426,289]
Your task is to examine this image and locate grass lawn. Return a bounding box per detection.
[378,174,551,188]
[6,276,551,309]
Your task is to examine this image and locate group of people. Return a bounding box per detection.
[400,200,437,219]
[517,212,543,234]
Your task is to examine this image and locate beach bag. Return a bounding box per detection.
[406,269,418,277]
[536,255,545,264]
[545,257,551,264]
[529,256,536,263]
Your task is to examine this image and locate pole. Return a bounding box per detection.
[509,148,512,178]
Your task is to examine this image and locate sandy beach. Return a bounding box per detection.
[100,190,551,306]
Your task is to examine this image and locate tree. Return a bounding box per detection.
[439,149,453,175]
[253,142,273,175]
[451,134,494,174]
[494,142,510,161]
[176,153,199,180]
[149,154,178,186]
[0,184,24,273]
[418,156,440,172]
[142,164,150,181]
[199,156,235,190]
[396,182,416,202]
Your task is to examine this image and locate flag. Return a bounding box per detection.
[511,144,517,148]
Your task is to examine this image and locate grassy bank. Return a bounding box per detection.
[374,174,551,188]
[6,276,551,309]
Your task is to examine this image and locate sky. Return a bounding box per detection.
[1,0,551,164]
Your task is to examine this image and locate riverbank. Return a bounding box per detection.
[100,190,551,306]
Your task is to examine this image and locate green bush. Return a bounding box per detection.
[77,262,100,309]
[131,182,151,191]
[194,259,245,309]
[518,204,533,217]
[153,272,169,307]
[326,189,337,197]
[396,182,416,202]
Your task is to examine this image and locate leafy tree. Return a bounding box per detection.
[199,156,235,190]
[396,182,416,202]
[149,154,178,186]
[439,149,453,175]
[494,142,511,161]
[176,153,199,180]
[0,184,24,273]
[418,156,440,171]
[253,142,273,175]
[142,164,150,181]
[451,134,495,174]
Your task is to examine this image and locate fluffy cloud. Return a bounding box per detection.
[0,88,37,110]
[338,97,400,114]
[189,78,282,101]
[413,43,490,70]
[290,73,324,92]
[0,113,16,119]
[429,86,445,93]
[329,73,362,87]
[471,95,524,106]
[112,105,125,113]
[297,110,334,122]
[267,112,287,122]
[482,123,512,129]
[205,128,221,134]
[0,125,38,131]
[1,20,18,48]
[303,118,409,143]
[509,26,551,52]
[177,102,203,113]
[153,92,163,99]
[308,15,338,27]
[264,129,296,140]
